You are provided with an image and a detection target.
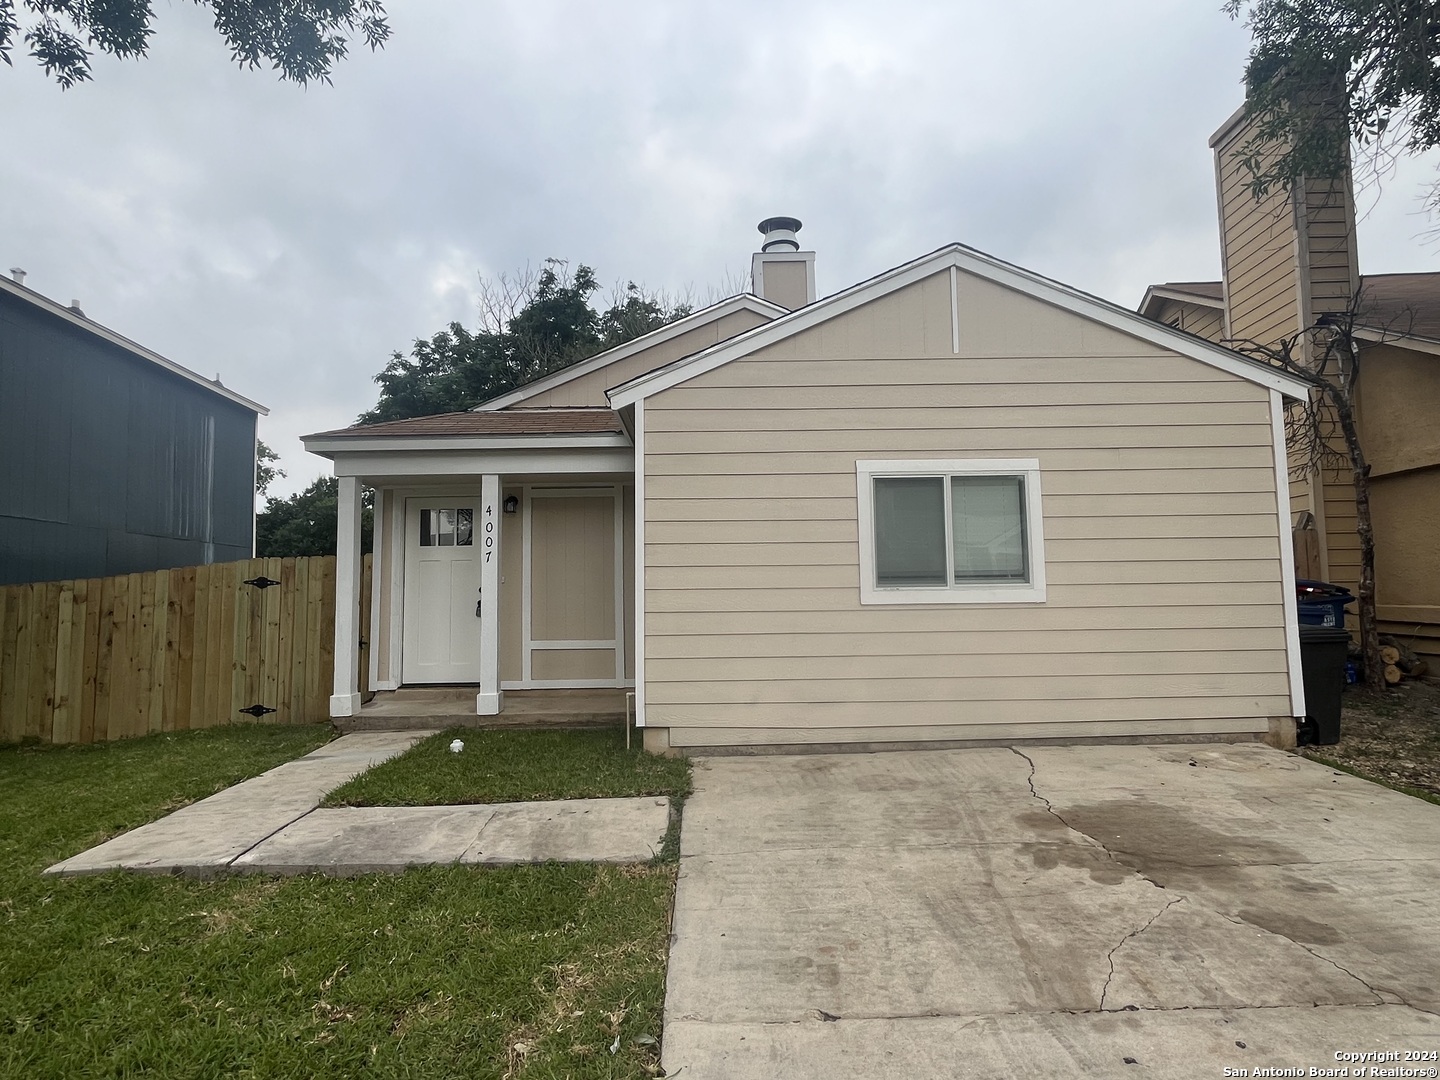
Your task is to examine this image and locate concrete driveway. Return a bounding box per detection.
[663,745,1440,1078]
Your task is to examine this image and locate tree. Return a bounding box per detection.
[256,475,372,558]
[255,439,284,498]
[1228,296,1393,689]
[2,0,389,89]
[1225,0,1440,206]
[359,260,691,425]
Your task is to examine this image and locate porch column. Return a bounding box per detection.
[330,474,363,717]
[477,473,503,716]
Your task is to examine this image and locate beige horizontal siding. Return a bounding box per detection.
[1216,120,1303,349]
[641,272,1292,746]
[646,582,1283,613]
[1152,299,1227,345]
[648,472,1281,501]
[647,558,1283,591]
[654,672,1285,705]
[648,491,1283,521]
[647,513,1280,546]
[646,626,1290,658]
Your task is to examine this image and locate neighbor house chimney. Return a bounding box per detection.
[751,216,816,311]
[1209,103,1358,360]
[8,268,25,285]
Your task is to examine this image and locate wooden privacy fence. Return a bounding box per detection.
[0,555,372,745]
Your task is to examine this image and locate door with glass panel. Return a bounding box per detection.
[402,496,482,683]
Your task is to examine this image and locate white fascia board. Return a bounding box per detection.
[328,446,635,480]
[1353,326,1440,356]
[608,245,1313,407]
[0,275,268,415]
[1138,285,1225,317]
[472,294,786,412]
[303,432,632,456]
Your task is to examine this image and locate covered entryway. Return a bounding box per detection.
[302,404,636,719]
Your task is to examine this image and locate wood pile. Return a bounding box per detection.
[1377,636,1429,685]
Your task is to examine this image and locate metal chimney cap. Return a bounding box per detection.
[757,216,803,251]
[8,267,26,285]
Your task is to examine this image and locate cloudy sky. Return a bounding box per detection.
[3,0,1436,498]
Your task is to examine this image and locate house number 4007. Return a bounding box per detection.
[484,505,495,561]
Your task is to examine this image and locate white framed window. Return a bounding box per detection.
[856,458,1047,605]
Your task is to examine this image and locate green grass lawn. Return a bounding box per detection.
[324,728,692,808]
[1,726,676,1079]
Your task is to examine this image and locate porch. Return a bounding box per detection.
[336,687,632,733]
[301,407,637,726]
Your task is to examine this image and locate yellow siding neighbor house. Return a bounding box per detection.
[1142,105,1440,666]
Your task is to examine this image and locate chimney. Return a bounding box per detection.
[751,216,816,311]
[1210,104,1358,361]
[8,268,25,285]
[68,300,85,317]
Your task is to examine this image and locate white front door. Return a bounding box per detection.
[402,496,482,683]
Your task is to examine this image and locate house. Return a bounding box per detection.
[0,271,266,586]
[1141,105,1440,665]
[305,218,1311,753]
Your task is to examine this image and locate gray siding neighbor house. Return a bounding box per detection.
[0,272,267,586]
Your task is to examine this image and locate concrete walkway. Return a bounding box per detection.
[45,731,671,877]
[663,745,1440,1079]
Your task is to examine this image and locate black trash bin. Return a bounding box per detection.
[1297,625,1351,745]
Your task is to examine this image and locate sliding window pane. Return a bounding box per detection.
[951,475,1026,581]
[874,476,947,587]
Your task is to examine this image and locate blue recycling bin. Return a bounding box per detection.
[1296,579,1354,629]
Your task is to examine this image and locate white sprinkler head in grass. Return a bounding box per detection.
[449,739,464,754]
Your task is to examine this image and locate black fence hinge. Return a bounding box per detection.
[243,576,282,589]
[239,704,277,718]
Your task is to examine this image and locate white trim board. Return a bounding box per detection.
[632,400,646,727]
[325,447,635,481]
[304,433,631,455]
[1270,389,1307,720]
[473,294,786,411]
[0,275,267,414]
[607,244,1312,407]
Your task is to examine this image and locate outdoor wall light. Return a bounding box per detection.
[503,495,519,514]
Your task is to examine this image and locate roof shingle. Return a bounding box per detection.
[306,407,624,440]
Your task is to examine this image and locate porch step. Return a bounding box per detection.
[335,687,631,734]
[334,711,627,734]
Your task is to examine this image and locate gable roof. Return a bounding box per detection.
[473,293,786,412]
[1141,274,1440,348]
[608,244,1311,407]
[0,274,267,415]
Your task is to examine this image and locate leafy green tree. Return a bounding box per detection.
[2,0,388,89]
[256,476,372,558]
[1225,0,1440,203]
[359,260,690,424]
[255,439,284,498]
